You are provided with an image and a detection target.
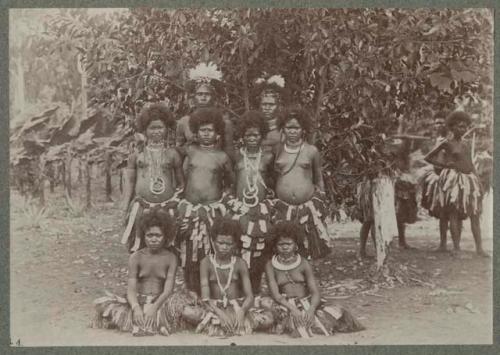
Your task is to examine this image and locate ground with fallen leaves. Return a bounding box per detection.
[10,185,493,346]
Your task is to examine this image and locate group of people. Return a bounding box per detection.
[91,64,490,339]
[92,69,364,338]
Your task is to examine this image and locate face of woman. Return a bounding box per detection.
[194,85,214,107]
[213,234,235,257]
[243,127,262,149]
[144,226,166,251]
[283,118,303,144]
[146,119,167,143]
[276,237,297,258]
[198,123,218,146]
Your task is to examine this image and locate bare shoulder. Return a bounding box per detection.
[235,257,249,271]
[304,142,319,155]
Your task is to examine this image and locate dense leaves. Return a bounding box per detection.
[10,8,493,213]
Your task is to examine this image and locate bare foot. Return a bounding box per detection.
[476,250,490,258]
[359,253,374,260]
[434,246,448,253]
[399,243,416,250]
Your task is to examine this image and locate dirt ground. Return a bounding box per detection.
[9,187,493,346]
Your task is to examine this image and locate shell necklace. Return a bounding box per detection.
[146,144,166,195]
[241,147,265,208]
[210,254,236,308]
[271,254,301,271]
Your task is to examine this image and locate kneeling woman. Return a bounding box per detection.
[181,217,274,336]
[92,210,178,336]
[273,106,331,259]
[265,222,365,337]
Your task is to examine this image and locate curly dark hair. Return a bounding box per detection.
[138,209,176,246]
[135,103,175,133]
[236,110,268,139]
[277,106,313,133]
[209,217,242,247]
[268,221,306,254]
[189,107,226,137]
[446,110,471,128]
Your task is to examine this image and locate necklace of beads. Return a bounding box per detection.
[146,145,166,195]
[210,254,236,308]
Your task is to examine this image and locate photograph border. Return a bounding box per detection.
[0,0,498,354]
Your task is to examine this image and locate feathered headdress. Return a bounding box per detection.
[254,74,286,103]
[187,62,223,94]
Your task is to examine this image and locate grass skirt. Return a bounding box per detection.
[394,173,418,224]
[420,167,443,218]
[267,296,365,337]
[437,168,482,219]
[273,191,331,259]
[226,198,275,268]
[183,297,274,337]
[175,197,229,268]
[121,194,180,253]
[91,292,172,336]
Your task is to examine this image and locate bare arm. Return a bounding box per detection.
[126,253,141,310]
[121,154,137,213]
[264,261,296,312]
[238,259,254,314]
[424,141,450,168]
[311,146,325,193]
[151,253,178,310]
[171,149,185,191]
[222,154,235,196]
[303,260,321,313]
[200,257,211,300]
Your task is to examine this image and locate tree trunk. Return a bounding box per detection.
[47,162,55,193]
[38,156,46,207]
[104,151,113,202]
[119,168,123,194]
[14,58,25,115]
[65,154,73,198]
[85,157,92,210]
[372,174,398,269]
[239,45,250,111]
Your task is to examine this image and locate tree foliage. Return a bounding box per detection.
[9,8,493,212]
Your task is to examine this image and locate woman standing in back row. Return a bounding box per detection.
[272,106,331,259]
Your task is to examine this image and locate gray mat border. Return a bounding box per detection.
[0,0,498,354]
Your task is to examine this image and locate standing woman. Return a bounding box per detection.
[420,111,451,251]
[273,106,331,259]
[176,108,235,295]
[425,111,488,257]
[120,103,184,252]
[176,62,235,160]
[228,110,276,294]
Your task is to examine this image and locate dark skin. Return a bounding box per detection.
[430,117,451,252]
[265,237,321,328]
[260,95,281,152]
[175,86,235,160]
[121,119,184,214]
[127,226,178,329]
[425,121,488,257]
[183,123,235,204]
[274,118,325,205]
[234,127,275,201]
[199,235,254,330]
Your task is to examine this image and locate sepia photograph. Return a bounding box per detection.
[8,7,493,346]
